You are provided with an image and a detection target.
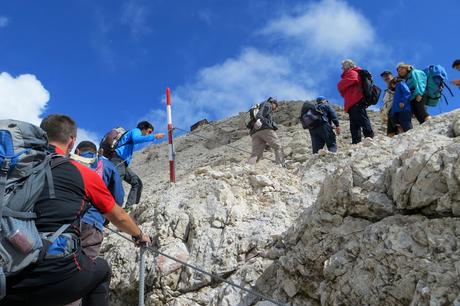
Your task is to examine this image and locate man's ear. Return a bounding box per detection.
[67,138,76,155]
[75,148,80,155]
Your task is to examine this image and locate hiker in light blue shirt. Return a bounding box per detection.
[111,121,164,208]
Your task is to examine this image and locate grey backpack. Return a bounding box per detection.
[0,120,69,299]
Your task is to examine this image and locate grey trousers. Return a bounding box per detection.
[111,156,143,207]
[247,129,285,165]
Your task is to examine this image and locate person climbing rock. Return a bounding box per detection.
[247,97,285,166]
[337,59,374,144]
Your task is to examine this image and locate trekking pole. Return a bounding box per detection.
[138,246,146,306]
[166,87,176,183]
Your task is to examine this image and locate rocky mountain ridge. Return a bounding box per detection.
[103,101,460,306]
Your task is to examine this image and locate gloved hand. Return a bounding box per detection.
[253,119,262,130]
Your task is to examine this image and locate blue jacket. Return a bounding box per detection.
[115,128,156,166]
[317,103,340,127]
[80,152,124,231]
[406,69,427,101]
[392,81,412,114]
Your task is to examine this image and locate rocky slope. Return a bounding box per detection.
[103,101,460,306]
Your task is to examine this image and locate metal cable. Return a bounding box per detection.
[105,227,285,306]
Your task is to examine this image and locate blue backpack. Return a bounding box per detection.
[0,120,71,300]
[424,65,454,107]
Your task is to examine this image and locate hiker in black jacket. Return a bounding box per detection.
[300,96,340,154]
[247,97,285,166]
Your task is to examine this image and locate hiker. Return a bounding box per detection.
[300,96,341,154]
[337,59,374,144]
[1,115,151,306]
[390,77,413,133]
[108,121,164,208]
[452,59,460,88]
[397,63,430,123]
[73,141,124,259]
[247,97,285,166]
[380,71,398,137]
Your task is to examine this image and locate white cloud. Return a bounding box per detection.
[0,16,8,28]
[0,72,49,125]
[262,0,375,57]
[121,0,151,37]
[0,72,100,146]
[150,48,316,131]
[76,128,100,149]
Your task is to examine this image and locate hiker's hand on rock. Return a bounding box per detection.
[155,133,165,139]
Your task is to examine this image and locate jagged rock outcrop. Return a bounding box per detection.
[103,101,460,306]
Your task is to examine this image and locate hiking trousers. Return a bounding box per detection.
[348,102,374,144]
[1,255,111,306]
[309,123,337,154]
[410,98,430,124]
[247,129,285,165]
[111,155,143,208]
[81,223,104,260]
[392,111,413,132]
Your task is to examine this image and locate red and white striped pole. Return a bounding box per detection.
[166,87,176,183]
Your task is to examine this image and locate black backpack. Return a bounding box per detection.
[300,101,324,130]
[358,69,382,107]
[99,127,127,159]
[245,104,260,129]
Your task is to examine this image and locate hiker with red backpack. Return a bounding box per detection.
[337,59,375,144]
[0,115,151,306]
[396,63,431,124]
[100,121,164,209]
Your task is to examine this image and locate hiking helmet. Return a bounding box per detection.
[316,96,327,103]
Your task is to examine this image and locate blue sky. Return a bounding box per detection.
[1,0,459,144]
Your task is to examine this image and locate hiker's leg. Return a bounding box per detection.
[124,167,143,207]
[398,111,413,132]
[80,223,104,260]
[247,132,265,165]
[387,113,398,136]
[110,156,126,180]
[2,255,111,306]
[263,130,285,164]
[309,128,324,154]
[410,99,429,124]
[358,106,374,138]
[348,104,362,144]
[324,125,337,153]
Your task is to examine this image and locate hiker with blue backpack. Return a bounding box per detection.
[300,96,341,154]
[390,77,413,133]
[0,115,151,306]
[100,121,164,209]
[337,59,375,144]
[451,59,460,88]
[397,63,430,124]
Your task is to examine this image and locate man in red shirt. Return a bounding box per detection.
[1,115,151,306]
[337,59,374,144]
